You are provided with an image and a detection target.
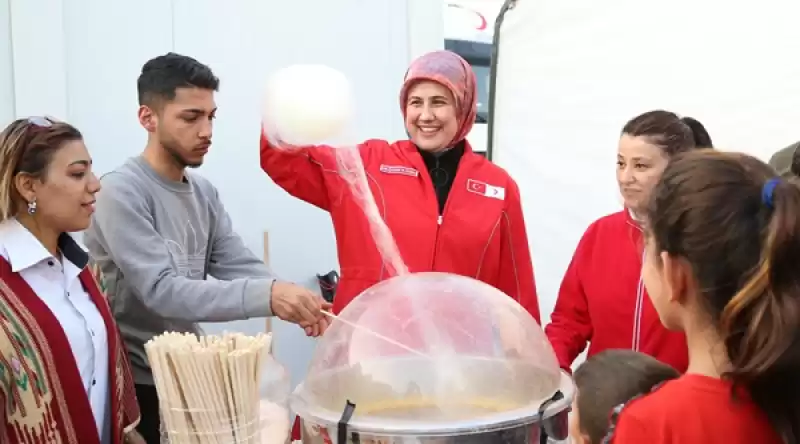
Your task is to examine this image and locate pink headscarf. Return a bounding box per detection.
[399,50,478,147]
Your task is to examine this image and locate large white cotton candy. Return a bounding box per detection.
[263,64,355,146]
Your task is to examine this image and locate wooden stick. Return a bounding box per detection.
[244,347,258,444]
[219,347,239,440]
[189,348,220,444]
[149,336,190,444]
[171,349,205,444]
[169,335,195,443]
[230,352,245,442]
[263,231,273,353]
[320,309,431,357]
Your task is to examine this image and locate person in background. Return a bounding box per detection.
[260,50,540,322]
[608,150,796,443]
[545,110,713,374]
[83,53,331,444]
[569,349,679,444]
[0,117,143,443]
[767,140,800,177]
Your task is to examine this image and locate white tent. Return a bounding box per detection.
[489,0,800,326]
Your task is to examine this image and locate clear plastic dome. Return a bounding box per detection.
[292,272,562,434]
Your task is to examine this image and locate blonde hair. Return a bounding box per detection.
[0,117,83,221]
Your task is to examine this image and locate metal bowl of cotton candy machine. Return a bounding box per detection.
[291,273,574,443]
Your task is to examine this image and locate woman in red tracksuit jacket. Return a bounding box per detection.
[260,50,540,322]
[545,110,713,374]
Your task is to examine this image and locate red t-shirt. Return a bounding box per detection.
[609,375,782,443]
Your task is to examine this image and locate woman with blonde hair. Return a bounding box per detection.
[0,117,141,443]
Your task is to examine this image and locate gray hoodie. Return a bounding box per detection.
[85,156,275,384]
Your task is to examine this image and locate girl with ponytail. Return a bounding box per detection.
[608,149,799,443]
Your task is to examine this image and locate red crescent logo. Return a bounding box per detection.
[447,3,488,31]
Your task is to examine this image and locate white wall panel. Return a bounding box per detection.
[0,0,14,123]
[6,0,442,387]
[10,0,68,118]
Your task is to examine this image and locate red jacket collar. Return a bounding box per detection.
[398,138,475,155]
[625,208,645,232]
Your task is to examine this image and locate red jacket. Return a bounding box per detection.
[260,134,540,322]
[544,211,688,372]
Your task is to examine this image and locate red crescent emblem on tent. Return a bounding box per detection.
[447,3,488,31]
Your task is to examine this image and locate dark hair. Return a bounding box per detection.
[647,149,800,442]
[622,110,713,155]
[573,350,679,443]
[137,52,220,108]
[0,117,83,221]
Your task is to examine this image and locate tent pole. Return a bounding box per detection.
[486,0,516,162]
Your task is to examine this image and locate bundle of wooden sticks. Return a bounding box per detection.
[145,332,274,444]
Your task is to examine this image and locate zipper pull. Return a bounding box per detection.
[438,216,443,225]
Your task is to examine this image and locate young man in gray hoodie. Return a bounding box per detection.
[84,52,331,444]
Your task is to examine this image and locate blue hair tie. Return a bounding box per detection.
[762,177,781,209]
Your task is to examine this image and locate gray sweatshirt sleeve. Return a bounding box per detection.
[92,173,273,322]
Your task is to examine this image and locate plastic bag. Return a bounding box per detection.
[257,353,292,443]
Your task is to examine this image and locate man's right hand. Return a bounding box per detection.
[270,281,332,328]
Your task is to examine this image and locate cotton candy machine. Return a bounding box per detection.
[292,272,573,443]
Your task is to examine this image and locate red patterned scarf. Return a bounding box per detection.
[0,257,140,444]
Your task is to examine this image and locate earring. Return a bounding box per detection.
[27,198,37,215]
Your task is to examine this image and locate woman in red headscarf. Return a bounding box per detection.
[264,49,541,444]
[260,50,539,322]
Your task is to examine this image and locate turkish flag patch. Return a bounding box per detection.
[467,179,506,200]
